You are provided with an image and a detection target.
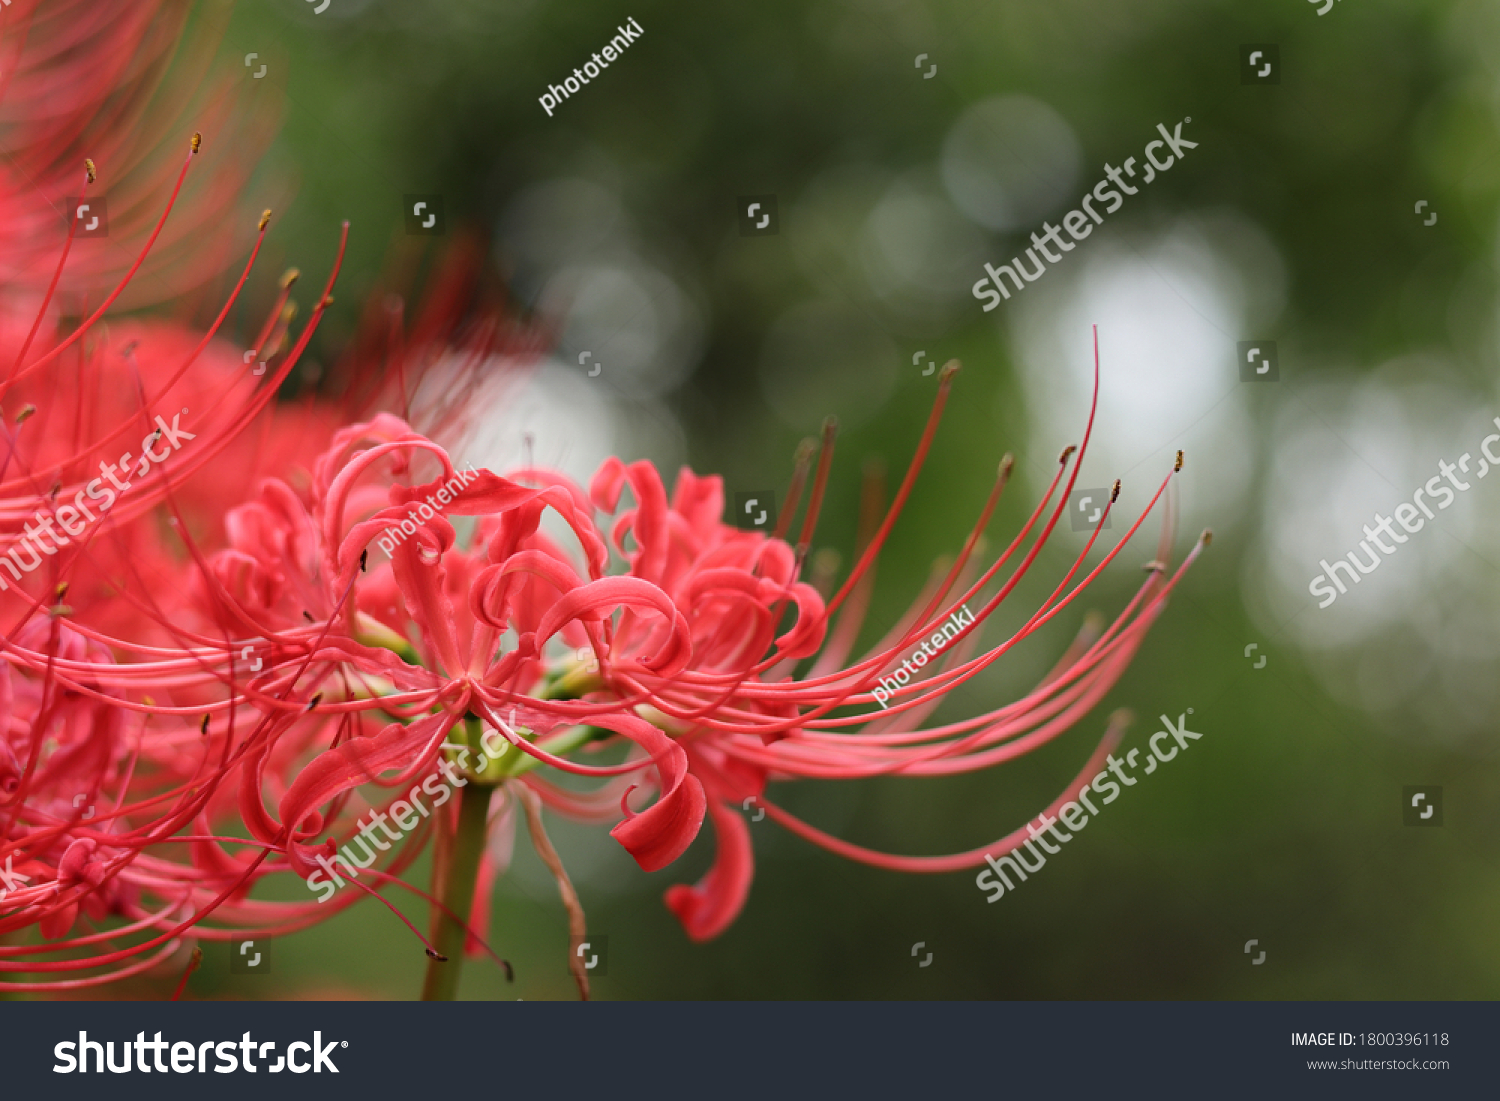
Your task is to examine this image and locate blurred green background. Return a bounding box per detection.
[125,0,1500,999]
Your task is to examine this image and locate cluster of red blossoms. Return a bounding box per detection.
[0,0,1205,999]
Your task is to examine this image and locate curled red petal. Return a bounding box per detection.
[589,456,628,513]
[604,714,706,873]
[533,575,693,678]
[279,712,454,877]
[664,798,754,942]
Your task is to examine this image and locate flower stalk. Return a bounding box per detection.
[419,781,492,1001]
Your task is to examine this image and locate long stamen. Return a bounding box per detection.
[794,415,839,555]
[825,360,958,614]
[0,132,203,399]
[9,159,92,380]
[770,436,817,542]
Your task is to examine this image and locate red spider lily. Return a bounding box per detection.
[0,224,543,990]
[3,323,1197,1002]
[2,208,1199,994]
[0,19,540,990]
[0,0,1204,998]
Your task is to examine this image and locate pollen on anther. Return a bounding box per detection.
[281,268,300,288]
[190,132,202,154]
[16,405,35,424]
[1174,449,1184,473]
[1058,445,1077,464]
[258,209,272,231]
[1110,479,1121,502]
[84,159,96,184]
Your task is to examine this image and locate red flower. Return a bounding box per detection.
[0,0,1205,997]
[125,334,1203,970]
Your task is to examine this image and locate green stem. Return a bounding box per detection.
[420,781,491,1001]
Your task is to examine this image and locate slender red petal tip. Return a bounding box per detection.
[171,947,203,1002]
[259,209,272,231]
[1175,449,1185,473]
